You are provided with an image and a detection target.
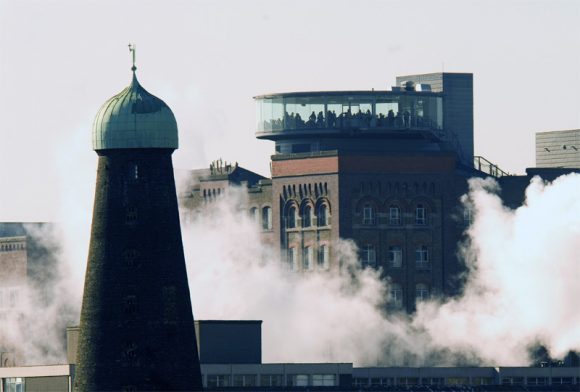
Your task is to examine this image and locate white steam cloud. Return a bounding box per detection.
[2,173,577,367]
[182,173,580,366]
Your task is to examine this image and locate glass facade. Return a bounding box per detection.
[256,92,443,135]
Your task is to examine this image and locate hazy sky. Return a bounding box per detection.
[1,0,579,221]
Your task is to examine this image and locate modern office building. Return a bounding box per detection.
[181,72,503,312]
[536,129,580,168]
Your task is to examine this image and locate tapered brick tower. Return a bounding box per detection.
[75,55,202,391]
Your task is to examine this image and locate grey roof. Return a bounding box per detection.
[92,72,178,150]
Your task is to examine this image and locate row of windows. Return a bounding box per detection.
[206,374,336,388]
[389,283,431,307]
[249,207,273,230]
[287,245,329,271]
[0,243,25,252]
[362,204,429,226]
[360,244,430,269]
[285,204,330,228]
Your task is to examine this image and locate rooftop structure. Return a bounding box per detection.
[535,129,580,169]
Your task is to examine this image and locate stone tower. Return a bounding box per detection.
[74,57,203,391]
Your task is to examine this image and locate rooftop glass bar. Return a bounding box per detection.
[255,91,443,138]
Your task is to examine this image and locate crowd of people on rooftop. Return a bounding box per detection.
[263,108,435,131]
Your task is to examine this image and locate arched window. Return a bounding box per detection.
[317,204,329,226]
[302,205,312,228]
[415,283,430,302]
[361,244,376,267]
[415,204,426,225]
[318,245,329,270]
[363,204,375,225]
[389,206,401,225]
[262,207,272,230]
[415,245,430,269]
[303,246,313,271]
[287,247,297,271]
[387,245,403,268]
[249,207,258,222]
[390,283,403,308]
[287,206,297,228]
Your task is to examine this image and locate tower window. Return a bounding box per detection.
[125,207,138,224]
[128,163,139,180]
[287,247,297,271]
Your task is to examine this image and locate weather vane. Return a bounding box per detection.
[128,43,136,72]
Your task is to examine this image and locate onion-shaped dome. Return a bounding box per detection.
[92,72,178,150]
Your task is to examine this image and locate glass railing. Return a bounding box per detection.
[255,92,443,134]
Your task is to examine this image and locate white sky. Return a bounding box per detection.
[1,0,579,222]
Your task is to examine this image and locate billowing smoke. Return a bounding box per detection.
[181,173,580,366]
[414,174,580,365]
[0,224,79,365]
[1,172,577,367]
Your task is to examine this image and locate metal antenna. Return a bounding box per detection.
[128,43,136,72]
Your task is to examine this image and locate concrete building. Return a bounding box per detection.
[536,129,580,168]
[181,72,505,313]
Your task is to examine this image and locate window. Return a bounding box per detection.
[353,378,369,387]
[128,162,139,180]
[370,377,394,386]
[398,377,418,386]
[389,206,401,225]
[286,206,297,228]
[415,204,426,225]
[390,283,403,308]
[361,244,376,267]
[388,245,403,268]
[260,375,283,387]
[288,375,309,387]
[363,204,375,225]
[125,206,138,224]
[3,378,24,392]
[302,205,312,227]
[287,247,297,271]
[317,204,329,226]
[415,283,430,302]
[233,374,256,387]
[9,289,18,308]
[207,375,230,388]
[463,208,473,225]
[262,206,272,230]
[318,245,329,270]
[312,375,335,386]
[527,377,547,386]
[415,245,430,269]
[249,207,258,222]
[303,246,313,270]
